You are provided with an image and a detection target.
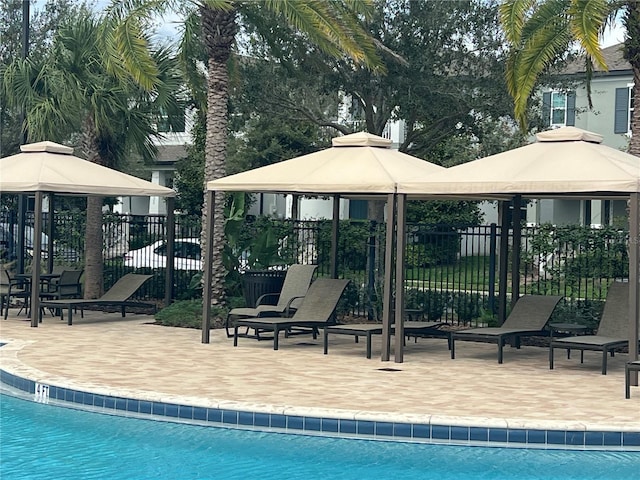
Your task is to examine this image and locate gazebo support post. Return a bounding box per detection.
[29,191,44,327]
[47,193,55,274]
[201,190,215,343]
[510,195,522,307]
[330,195,340,279]
[163,197,176,308]
[630,192,639,386]
[381,194,396,361]
[497,200,510,324]
[394,194,407,363]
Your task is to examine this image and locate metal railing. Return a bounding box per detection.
[0,210,628,326]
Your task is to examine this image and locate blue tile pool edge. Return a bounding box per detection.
[1,368,639,452]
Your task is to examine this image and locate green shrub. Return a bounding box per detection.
[154,300,227,329]
[453,292,482,324]
[317,220,370,272]
[403,288,447,320]
[548,299,604,331]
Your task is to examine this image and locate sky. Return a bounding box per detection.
[601,21,626,48]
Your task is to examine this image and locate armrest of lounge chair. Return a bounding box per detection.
[283,295,305,317]
[254,292,280,307]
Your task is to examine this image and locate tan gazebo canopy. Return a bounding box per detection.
[396,126,639,374]
[0,141,176,326]
[399,127,640,197]
[208,132,444,194]
[0,141,176,197]
[203,132,445,352]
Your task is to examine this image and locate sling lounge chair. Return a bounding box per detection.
[40,273,154,325]
[550,281,630,375]
[451,294,563,363]
[323,321,449,359]
[225,264,317,338]
[233,278,350,350]
[626,361,640,399]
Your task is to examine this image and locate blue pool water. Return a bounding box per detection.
[1,394,638,480]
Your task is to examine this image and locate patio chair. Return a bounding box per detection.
[625,361,640,399]
[323,321,449,359]
[450,294,563,363]
[232,278,350,350]
[1,267,31,319]
[39,273,155,325]
[549,281,630,375]
[225,264,317,338]
[40,269,83,301]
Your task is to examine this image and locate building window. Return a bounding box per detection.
[551,92,567,125]
[157,106,186,133]
[542,91,575,127]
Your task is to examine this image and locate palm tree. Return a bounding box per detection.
[111,0,382,305]
[2,14,182,297]
[500,0,640,155]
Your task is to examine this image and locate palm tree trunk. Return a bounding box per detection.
[81,119,104,298]
[625,2,640,156]
[84,196,104,298]
[200,5,238,305]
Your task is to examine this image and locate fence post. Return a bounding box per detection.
[511,195,522,306]
[164,199,175,308]
[498,201,510,324]
[489,223,497,314]
[367,220,376,320]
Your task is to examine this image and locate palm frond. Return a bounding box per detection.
[569,0,609,69]
[256,0,382,70]
[512,19,573,128]
[103,16,160,91]
[499,0,538,44]
[178,10,208,110]
[519,0,571,43]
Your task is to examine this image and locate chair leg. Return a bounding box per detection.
[602,350,608,375]
[626,363,631,399]
[549,345,555,370]
[323,328,329,354]
[273,326,280,350]
[225,314,233,338]
[498,339,504,364]
[366,332,372,359]
[450,337,456,359]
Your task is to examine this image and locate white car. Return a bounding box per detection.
[123,238,201,271]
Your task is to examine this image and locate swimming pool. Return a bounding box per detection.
[1,393,638,480]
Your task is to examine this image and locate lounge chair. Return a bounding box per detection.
[225,264,317,338]
[323,321,449,359]
[451,294,563,363]
[549,281,630,375]
[39,273,155,325]
[626,361,640,399]
[233,278,350,350]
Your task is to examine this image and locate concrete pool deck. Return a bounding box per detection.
[1,311,639,440]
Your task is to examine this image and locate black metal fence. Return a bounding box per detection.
[0,210,629,327]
